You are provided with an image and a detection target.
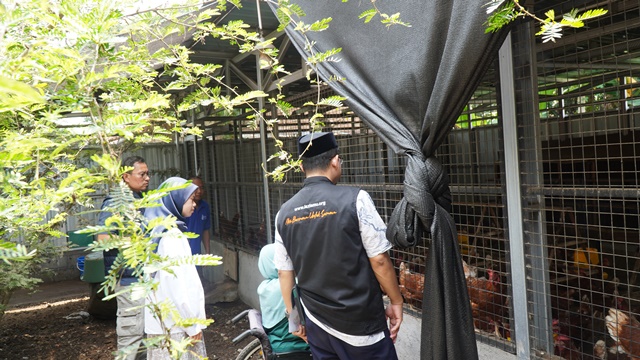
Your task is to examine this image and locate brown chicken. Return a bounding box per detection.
[245,221,267,250]
[553,318,582,360]
[593,339,607,360]
[466,269,508,337]
[606,308,640,359]
[219,212,241,240]
[398,262,424,305]
[463,259,477,279]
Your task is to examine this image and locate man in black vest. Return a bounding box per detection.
[274,132,403,359]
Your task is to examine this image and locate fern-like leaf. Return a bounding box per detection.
[307,48,342,65]
[0,242,36,263]
[576,8,609,20]
[359,9,376,24]
[276,100,294,117]
[318,95,346,108]
[310,18,332,32]
[484,0,507,14]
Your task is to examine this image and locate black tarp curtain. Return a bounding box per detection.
[272,1,510,359]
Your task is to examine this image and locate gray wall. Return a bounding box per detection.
[237,249,261,311]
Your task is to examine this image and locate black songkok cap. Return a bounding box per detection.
[297,132,338,158]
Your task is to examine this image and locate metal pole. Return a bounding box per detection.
[256,49,273,244]
[498,32,532,359]
[193,114,199,176]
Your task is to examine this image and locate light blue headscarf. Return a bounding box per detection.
[257,243,286,329]
[144,177,199,236]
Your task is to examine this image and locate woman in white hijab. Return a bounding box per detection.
[144,177,207,359]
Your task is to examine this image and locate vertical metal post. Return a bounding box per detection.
[515,21,553,355]
[256,53,273,244]
[209,134,220,238]
[192,113,199,176]
[499,32,532,359]
[501,23,553,357]
[202,133,211,202]
[181,135,189,176]
[233,119,242,233]
[174,132,183,176]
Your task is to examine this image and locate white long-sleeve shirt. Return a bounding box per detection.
[145,228,207,337]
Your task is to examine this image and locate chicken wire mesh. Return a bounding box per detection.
[521,0,640,358]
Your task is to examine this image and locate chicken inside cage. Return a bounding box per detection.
[389,193,640,360]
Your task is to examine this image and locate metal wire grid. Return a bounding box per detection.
[522,1,640,358]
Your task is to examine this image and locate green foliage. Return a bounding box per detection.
[309,17,333,32]
[0,0,283,356]
[0,261,43,317]
[145,254,223,274]
[317,95,347,108]
[0,242,36,264]
[144,297,214,359]
[357,6,411,28]
[306,47,342,65]
[484,1,517,34]
[536,8,609,43]
[485,0,608,42]
[0,76,45,112]
[359,9,377,24]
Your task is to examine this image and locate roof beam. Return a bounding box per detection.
[228,61,258,90]
[232,29,284,63]
[266,68,309,92]
[189,50,236,61]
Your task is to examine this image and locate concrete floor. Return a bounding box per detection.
[8,278,516,360]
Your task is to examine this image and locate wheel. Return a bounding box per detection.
[235,338,264,360]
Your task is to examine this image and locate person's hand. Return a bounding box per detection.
[190,331,203,341]
[385,303,403,343]
[292,325,308,343]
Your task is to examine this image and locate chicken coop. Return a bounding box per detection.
[74,0,640,359]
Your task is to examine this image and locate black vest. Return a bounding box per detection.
[277,176,387,335]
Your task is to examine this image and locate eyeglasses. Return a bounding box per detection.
[134,171,151,178]
[334,155,343,166]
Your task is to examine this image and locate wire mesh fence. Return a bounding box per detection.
[520,1,640,358]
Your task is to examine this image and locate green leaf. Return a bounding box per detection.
[359,9,376,24]
[317,95,346,108]
[0,242,36,263]
[0,76,44,111]
[544,9,556,21]
[576,8,609,20]
[309,17,332,32]
[307,47,342,65]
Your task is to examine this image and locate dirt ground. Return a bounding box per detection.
[0,297,254,360]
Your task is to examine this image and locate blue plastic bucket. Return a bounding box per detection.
[77,256,85,277]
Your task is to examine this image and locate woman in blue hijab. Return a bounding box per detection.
[258,243,310,354]
[144,177,208,359]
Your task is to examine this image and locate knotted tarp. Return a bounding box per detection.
[273,1,509,358]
